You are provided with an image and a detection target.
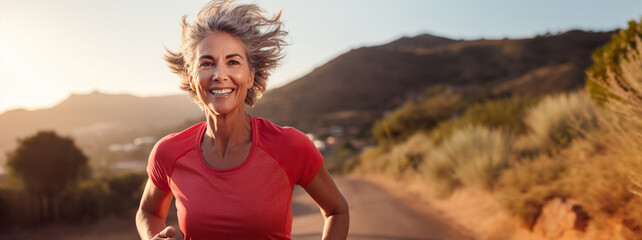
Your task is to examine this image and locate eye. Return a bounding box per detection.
[199,61,213,67]
[228,60,240,65]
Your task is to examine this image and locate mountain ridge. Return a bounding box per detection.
[248,30,614,134]
[0,30,615,165]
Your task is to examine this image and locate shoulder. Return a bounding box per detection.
[252,116,323,187]
[254,117,312,149]
[151,122,205,162]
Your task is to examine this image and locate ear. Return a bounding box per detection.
[248,68,256,89]
[189,75,196,91]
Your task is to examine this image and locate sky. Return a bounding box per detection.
[0,0,641,114]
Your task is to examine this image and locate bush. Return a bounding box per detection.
[522,91,598,155]
[104,171,147,212]
[586,18,642,103]
[386,133,432,179]
[353,146,389,174]
[373,91,463,147]
[592,35,642,160]
[586,29,642,235]
[422,125,513,195]
[496,155,568,229]
[496,30,642,235]
[432,96,535,144]
[326,141,357,174]
[0,186,39,229]
[564,155,635,224]
[0,171,147,229]
[65,179,111,220]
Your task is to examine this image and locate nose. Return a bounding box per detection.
[212,65,228,82]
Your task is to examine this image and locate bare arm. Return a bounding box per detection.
[136,179,175,240]
[304,166,350,240]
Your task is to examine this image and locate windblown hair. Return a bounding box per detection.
[164,0,287,107]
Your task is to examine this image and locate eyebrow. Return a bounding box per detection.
[198,53,244,61]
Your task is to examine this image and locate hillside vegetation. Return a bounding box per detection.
[350,19,642,239]
[249,31,612,136]
[0,27,621,236]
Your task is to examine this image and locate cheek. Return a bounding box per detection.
[195,72,210,89]
[230,71,252,87]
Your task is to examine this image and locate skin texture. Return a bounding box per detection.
[136,32,349,240]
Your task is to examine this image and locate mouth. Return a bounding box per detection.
[209,88,234,96]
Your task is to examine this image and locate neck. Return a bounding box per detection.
[203,107,251,158]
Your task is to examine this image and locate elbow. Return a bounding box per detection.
[135,207,146,226]
[327,196,350,220]
[339,197,349,218]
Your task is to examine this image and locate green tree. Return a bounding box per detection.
[6,131,88,221]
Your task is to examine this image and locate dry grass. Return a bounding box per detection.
[431,96,535,144]
[496,154,568,229]
[521,91,598,155]
[498,36,642,236]
[578,35,642,237]
[423,125,513,195]
[351,34,642,240]
[353,133,432,180]
[385,133,433,179]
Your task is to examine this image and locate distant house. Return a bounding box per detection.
[134,137,156,146]
[108,143,138,152]
[109,136,157,152]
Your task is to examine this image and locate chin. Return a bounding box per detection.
[206,104,242,116]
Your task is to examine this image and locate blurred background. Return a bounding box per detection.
[1,0,642,239]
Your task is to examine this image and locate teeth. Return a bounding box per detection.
[209,89,233,96]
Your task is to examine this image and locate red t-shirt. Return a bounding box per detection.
[147,116,323,239]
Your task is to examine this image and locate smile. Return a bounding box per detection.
[209,89,234,96]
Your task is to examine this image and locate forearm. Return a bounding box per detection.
[322,212,349,240]
[136,208,168,240]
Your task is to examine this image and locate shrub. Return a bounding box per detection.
[326,141,357,174]
[589,31,642,235]
[103,171,147,212]
[353,146,389,174]
[499,136,642,233]
[563,155,634,225]
[0,186,40,229]
[422,125,513,195]
[386,133,432,179]
[592,35,642,160]
[496,155,568,229]
[339,155,361,175]
[372,91,463,147]
[61,171,146,221]
[586,18,642,103]
[65,178,111,220]
[523,91,598,154]
[432,96,535,144]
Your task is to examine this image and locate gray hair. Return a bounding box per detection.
[164,0,288,107]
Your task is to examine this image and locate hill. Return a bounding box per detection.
[0,92,202,167]
[248,30,613,136]
[0,30,614,169]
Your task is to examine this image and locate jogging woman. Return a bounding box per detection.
[135,1,349,239]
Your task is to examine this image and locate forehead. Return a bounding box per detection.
[196,32,247,58]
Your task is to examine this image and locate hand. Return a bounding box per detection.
[152,226,177,240]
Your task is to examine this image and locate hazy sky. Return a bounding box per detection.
[0,0,640,114]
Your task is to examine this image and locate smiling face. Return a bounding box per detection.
[191,32,255,116]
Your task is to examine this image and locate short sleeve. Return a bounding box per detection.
[290,130,324,188]
[254,117,325,188]
[147,138,172,192]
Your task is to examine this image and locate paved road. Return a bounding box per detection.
[291,176,473,240]
[4,176,473,240]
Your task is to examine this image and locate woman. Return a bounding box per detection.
[135,1,349,239]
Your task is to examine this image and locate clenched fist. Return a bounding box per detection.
[152,226,177,240]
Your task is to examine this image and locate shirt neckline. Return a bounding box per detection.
[195,116,258,174]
